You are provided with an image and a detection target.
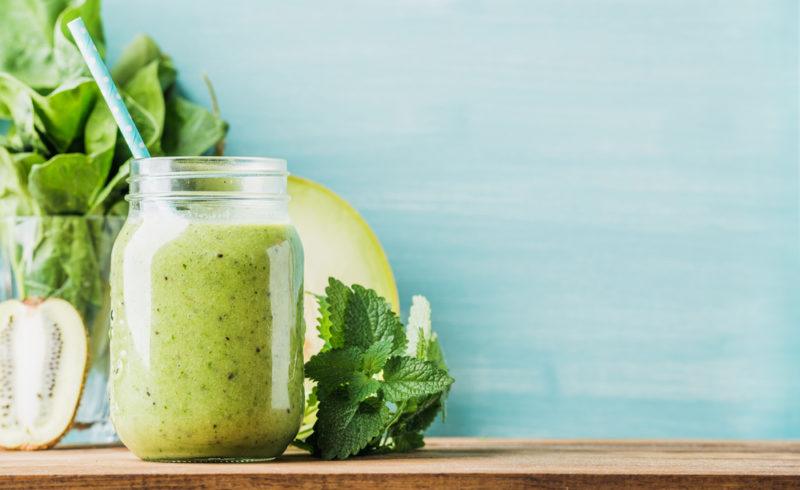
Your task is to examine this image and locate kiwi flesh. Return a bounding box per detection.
[0,298,88,450]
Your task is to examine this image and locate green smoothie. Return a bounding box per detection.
[109,218,304,461]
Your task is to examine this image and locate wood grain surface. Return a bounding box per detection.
[2,438,799,489]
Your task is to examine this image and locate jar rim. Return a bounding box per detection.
[132,156,288,178]
[127,156,290,204]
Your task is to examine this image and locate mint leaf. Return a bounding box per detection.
[360,337,393,375]
[426,334,448,372]
[315,395,391,460]
[298,280,454,460]
[345,285,406,354]
[305,347,362,399]
[381,357,454,403]
[415,328,428,359]
[315,294,333,349]
[347,372,381,402]
[394,394,444,435]
[325,277,350,349]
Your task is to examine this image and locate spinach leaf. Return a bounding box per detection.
[0,148,44,216]
[53,0,105,81]
[0,0,69,89]
[83,100,116,172]
[0,0,104,90]
[124,61,166,139]
[111,35,175,90]
[87,160,129,215]
[28,153,107,214]
[106,200,128,216]
[0,4,227,220]
[24,216,103,319]
[12,151,47,180]
[33,78,97,152]
[60,217,103,315]
[163,96,227,156]
[113,95,161,159]
[25,217,73,300]
[0,73,48,154]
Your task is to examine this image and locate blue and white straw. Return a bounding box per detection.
[67,17,150,159]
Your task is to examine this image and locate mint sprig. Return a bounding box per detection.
[381,357,453,402]
[298,278,453,460]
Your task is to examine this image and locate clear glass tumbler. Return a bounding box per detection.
[0,215,124,446]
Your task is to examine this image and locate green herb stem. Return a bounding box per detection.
[380,400,408,446]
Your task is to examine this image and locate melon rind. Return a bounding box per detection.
[288,175,399,360]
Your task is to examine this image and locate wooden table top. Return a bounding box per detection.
[2,438,799,489]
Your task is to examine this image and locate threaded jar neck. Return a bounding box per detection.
[127,157,290,222]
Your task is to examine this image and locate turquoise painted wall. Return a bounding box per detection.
[104,0,799,438]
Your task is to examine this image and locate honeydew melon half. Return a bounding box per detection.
[288,175,399,360]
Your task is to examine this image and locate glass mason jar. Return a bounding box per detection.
[0,216,124,446]
[109,157,305,462]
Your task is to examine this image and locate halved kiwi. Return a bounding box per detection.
[0,298,88,450]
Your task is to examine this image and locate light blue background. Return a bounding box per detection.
[105,0,799,438]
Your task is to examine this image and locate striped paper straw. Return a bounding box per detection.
[67,17,150,159]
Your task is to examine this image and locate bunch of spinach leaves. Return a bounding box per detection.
[0,0,226,346]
